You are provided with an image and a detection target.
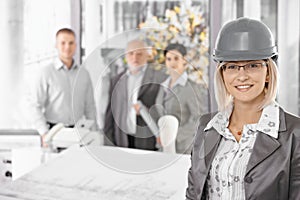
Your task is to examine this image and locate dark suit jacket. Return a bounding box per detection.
[186,108,300,200]
[104,65,167,150]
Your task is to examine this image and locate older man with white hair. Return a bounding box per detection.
[104,39,167,150]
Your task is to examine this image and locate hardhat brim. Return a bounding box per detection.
[213,49,278,62]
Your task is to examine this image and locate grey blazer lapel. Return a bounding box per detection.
[156,87,164,105]
[152,88,165,118]
[245,133,281,175]
[246,108,287,175]
[115,73,128,99]
[164,85,181,103]
[203,129,222,167]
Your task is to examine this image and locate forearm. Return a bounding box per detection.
[30,105,49,135]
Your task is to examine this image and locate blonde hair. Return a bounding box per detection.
[214,58,279,111]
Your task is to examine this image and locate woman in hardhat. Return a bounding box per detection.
[186,17,300,199]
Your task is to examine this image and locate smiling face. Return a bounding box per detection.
[56,32,76,62]
[222,60,269,105]
[165,50,187,77]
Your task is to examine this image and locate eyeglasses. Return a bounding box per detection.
[221,61,267,74]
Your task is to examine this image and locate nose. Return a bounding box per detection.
[64,43,71,50]
[132,53,137,59]
[236,67,249,81]
[169,61,175,66]
[132,52,140,60]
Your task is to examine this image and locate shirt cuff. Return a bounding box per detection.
[37,125,49,136]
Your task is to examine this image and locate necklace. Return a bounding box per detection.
[229,126,243,136]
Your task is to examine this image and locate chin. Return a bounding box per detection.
[131,64,141,68]
[234,95,265,104]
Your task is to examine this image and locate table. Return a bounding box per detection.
[0,145,191,200]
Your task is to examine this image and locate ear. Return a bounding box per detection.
[265,74,270,82]
[183,56,188,66]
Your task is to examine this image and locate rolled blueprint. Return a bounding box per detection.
[138,101,159,137]
[44,123,64,143]
[158,115,179,154]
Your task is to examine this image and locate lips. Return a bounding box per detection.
[235,84,253,91]
[131,62,140,66]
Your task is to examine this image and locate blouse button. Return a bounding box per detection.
[244,177,253,183]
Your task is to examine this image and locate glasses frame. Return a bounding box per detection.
[220,61,268,74]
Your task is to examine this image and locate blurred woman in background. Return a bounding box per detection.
[153,43,207,154]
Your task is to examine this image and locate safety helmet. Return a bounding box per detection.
[213,17,278,62]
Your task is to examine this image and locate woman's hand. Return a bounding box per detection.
[41,133,49,148]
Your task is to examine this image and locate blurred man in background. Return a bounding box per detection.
[104,39,167,150]
[28,28,96,146]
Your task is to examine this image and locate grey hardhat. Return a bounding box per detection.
[213,17,278,62]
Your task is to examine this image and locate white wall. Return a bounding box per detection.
[277,0,300,114]
[2,0,77,129]
[0,0,24,128]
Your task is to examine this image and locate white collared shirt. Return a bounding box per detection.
[126,65,147,134]
[161,71,188,91]
[28,58,96,135]
[204,102,280,200]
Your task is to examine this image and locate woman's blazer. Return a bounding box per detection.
[153,80,208,153]
[186,108,300,200]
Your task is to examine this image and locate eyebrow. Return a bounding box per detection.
[225,61,264,65]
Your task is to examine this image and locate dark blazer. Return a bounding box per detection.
[104,65,167,150]
[186,108,300,200]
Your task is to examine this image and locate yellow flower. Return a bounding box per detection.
[200,44,208,54]
[189,13,195,20]
[158,54,165,63]
[174,6,180,13]
[154,42,161,48]
[140,3,208,83]
[168,25,179,33]
[200,32,206,41]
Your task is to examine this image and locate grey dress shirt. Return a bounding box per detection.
[29,58,96,134]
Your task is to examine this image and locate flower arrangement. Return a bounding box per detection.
[139,1,209,84]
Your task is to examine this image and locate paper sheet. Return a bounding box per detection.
[0,146,191,200]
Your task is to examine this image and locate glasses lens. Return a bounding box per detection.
[245,63,262,72]
[222,62,266,74]
[222,64,238,73]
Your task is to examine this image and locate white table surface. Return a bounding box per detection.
[0,145,191,200]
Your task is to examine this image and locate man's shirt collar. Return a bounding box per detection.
[54,58,78,70]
